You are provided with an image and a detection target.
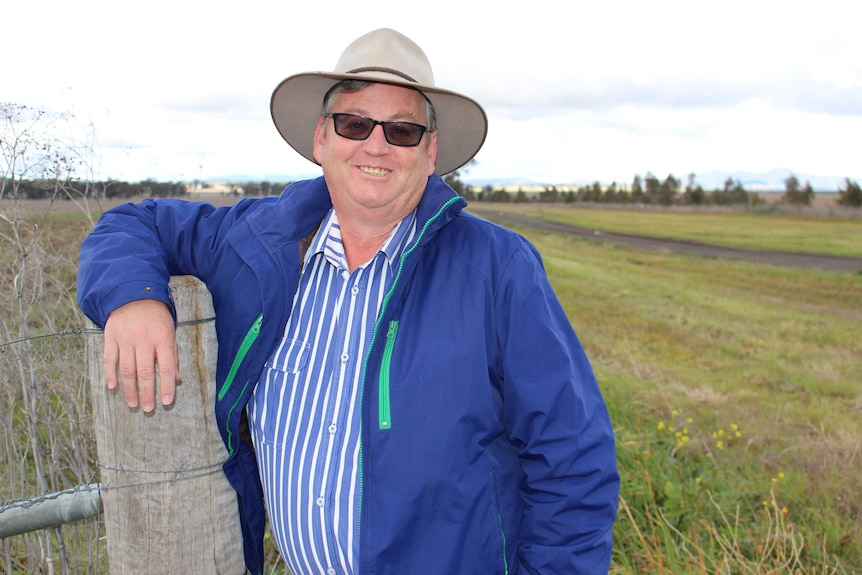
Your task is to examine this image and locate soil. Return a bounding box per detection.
[468,208,862,274]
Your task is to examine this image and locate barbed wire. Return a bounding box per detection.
[95,460,226,490]
[0,316,216,349]
[0,459,226,514]
[0,482,101,514]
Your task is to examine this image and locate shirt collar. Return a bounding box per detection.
[306,208,418,274]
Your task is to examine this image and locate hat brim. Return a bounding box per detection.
[270,71,487,176]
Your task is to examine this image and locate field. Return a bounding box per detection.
[1,197,861,574]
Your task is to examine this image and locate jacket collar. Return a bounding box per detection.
[243,174,465,253]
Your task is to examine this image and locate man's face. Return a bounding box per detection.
[313,82,438,224]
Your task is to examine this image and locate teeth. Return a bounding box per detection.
[360,166,390,176]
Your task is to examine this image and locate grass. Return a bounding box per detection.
[493,218,862,574]
[481,203,862,257]
[2,199,861,573]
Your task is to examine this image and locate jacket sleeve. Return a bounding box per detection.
[496,241,619,574]
[77,197,262,328]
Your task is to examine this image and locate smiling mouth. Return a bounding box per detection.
[359,166,391,177]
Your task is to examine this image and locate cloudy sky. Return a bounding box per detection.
[5,0,861,188]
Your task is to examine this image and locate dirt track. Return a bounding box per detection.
[469,208,862,274]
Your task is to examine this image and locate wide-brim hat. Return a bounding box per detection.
[270,28,487,176]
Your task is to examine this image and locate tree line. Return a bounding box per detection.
[1,179,297,201]
[447,171,862,208]
[4,173,861,208]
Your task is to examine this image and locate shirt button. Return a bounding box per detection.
[341,352,349,363]
[327,569,336,575]
[351,285,359,295]
[328,424,337,434]
[316,497,325,507]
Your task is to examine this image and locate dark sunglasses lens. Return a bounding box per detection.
[383,123,424,146]
[333,115,374,140]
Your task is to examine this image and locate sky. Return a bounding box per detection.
[5,0,861,188]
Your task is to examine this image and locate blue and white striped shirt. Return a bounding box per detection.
[248,208,417,575]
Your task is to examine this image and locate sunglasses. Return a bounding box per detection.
[326,113,428,147]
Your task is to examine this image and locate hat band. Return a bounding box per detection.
[348,66,418,83]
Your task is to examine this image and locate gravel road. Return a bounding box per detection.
[469,208,862,274]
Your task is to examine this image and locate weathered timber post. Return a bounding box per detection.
[86,276,245,574]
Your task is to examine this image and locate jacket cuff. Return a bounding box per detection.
[96,280,176,327]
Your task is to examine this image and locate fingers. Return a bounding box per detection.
[103,336,120,391]
[155,339,181,408]
[103,299,179,413]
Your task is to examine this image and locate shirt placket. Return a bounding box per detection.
[315,265,368,574]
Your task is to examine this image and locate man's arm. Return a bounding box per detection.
[496,242,620,574]
[78,198,253,411]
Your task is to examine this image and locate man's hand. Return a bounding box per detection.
[103,299,180,412]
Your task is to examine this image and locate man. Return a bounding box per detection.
[78,28,619,575]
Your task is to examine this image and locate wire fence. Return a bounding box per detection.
[0,298,261,573]
[0,313,218,510]
[0,312,237,541]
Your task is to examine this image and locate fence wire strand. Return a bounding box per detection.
[0,317,216,349]
[0,460,227,515]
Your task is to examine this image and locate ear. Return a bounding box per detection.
[425,130,438,176]
[312,116,327,164]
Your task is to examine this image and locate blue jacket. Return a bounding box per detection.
[78,175,619,574]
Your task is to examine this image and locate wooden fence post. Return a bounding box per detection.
[86,276,245,574]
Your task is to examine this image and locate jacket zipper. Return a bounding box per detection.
[217,314,263,401]
[367,196,461,431]
[378,320,399,429]
[357,196,461,551]
[217,314,262,456]
[493,473,510,575]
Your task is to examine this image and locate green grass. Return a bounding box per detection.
[481,203,862,257]
[502,222,862,574]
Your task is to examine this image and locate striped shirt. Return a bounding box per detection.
[248,208,417,575]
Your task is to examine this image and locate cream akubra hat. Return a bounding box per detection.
[270,28,488,175]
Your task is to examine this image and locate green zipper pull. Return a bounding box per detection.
[218,314,263,401]
[379,320,399,430]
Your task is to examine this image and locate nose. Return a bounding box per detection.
[363,123,391,152]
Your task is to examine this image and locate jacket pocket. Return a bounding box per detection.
[249,338,310,447]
